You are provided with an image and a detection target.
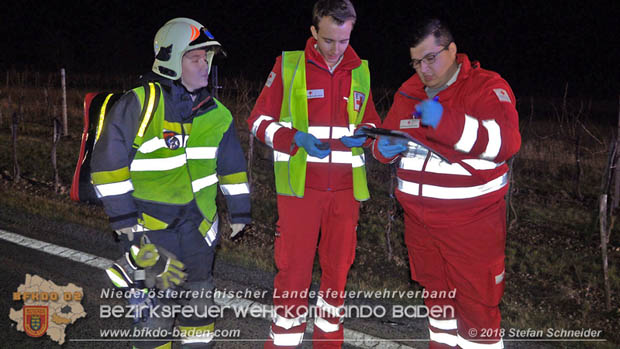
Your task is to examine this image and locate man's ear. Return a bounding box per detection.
[310,25,318,40]
[448,42,457,58]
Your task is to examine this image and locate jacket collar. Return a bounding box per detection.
[304,37,362,72]
[140,72,216,120]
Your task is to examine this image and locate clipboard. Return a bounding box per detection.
[360,127,452,163]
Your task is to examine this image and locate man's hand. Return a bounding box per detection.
[134,243,187,290]
[294,131,331,158]
[340,126,369,148]
[377,136,408,158]
[416,98,444,129]
[230,223,246,239]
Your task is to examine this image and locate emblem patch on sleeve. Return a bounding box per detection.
[353,91,366,112]
[265,71,276,88]
[493,88,511,103]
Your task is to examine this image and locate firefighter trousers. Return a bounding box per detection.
[265,188,360,349]
[402,200,506,349]
[122,218,218,349]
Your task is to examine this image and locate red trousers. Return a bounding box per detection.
[265,188,359,349]
[399,192,506,349]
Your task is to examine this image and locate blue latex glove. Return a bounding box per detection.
[377,136,408,158]
[340,127,369,148]
[415,97,444,129]
[294,131,331,159]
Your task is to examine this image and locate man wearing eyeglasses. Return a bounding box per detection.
[372,18,521,349]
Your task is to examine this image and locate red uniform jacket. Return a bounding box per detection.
[374,54,521,224]
[248,37,381,192]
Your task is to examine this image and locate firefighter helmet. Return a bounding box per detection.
[152,17,223,79]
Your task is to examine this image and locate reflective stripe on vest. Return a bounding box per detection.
[130,83,232,225]
[274,50,371,200]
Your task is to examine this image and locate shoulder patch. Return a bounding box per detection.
[493,88,511,103]
[265,71,276,88]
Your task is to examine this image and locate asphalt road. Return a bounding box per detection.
[0,200,585,348]
[0,203,429,348]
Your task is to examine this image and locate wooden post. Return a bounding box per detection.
[386,164,395,260]
[61,68,68,136]
[248,134,254,189]
[52,118,62,192]
[598,194,612,311]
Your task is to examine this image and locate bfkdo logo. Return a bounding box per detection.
[23,306,48,337]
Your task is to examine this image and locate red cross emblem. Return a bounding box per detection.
[353,91,365,112]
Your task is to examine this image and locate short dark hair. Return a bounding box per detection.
[409,18,454,48]
[312,0,357,30]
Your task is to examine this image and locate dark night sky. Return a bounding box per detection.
[3,0,619,98]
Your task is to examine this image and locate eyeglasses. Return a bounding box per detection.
[410,45,450,70]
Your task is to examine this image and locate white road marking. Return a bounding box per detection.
[0,228,414,348]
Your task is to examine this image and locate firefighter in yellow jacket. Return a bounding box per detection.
[91,18,250,348]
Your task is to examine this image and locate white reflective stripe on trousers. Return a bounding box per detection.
[314,316,341,333]
[181,332,214,344]
[220,183,250,196]
[397,173,507,199]
[429,328,457,346]
[316,296,344,318]
[94,180,134,198]
[457,334,504,349]
[251,115,275,136]
[480,119,501,161]
[270,328,304,346]
[131,154,187,171]
[186,147,217,159]
[204,217,218,247]
[273,311,307,330]
[428,317,457,330]
[455,114,479,153]
[192,174,219,193]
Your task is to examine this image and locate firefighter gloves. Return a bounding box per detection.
[377,136,408,158]
[134,243,188,290]
[416,98,444,129]
[294,131,331,158]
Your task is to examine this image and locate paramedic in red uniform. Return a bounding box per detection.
[247,1,381,347]
[373,18,521,349]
